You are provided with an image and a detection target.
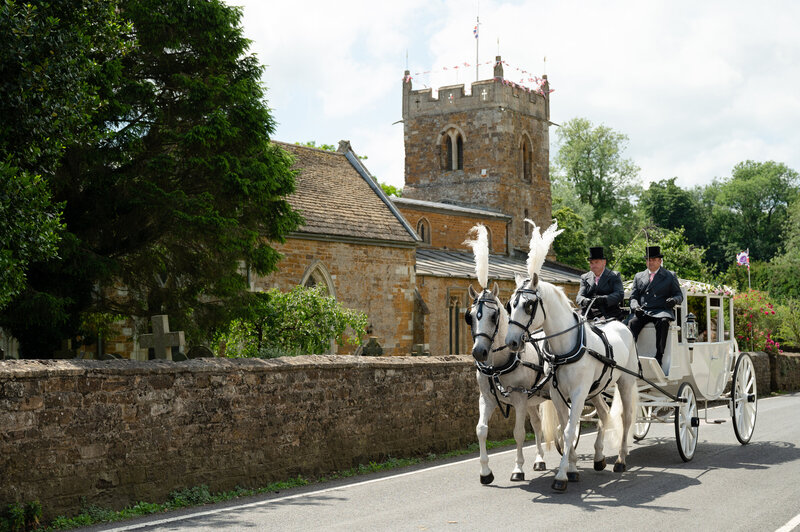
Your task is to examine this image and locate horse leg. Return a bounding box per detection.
[477,392,497,484]
[527,400,548,472]
[510,395,528,481]
[614,375,638,473]
[552,388,587,491]
[590,395,612,471]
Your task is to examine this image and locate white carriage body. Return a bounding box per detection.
[625,279,738,400]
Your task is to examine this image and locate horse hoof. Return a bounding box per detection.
[552,479,568,492]
[594,459,606,471]
[510,472,525,482]
[567,471,580,482]
[613,462,626,473]
[533,462,547,472]
[480,472,494,485]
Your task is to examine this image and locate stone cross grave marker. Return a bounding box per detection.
[138,315,185,360]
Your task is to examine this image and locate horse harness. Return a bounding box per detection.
[508,283,620,406]
[536,313,618,406]
[467,289,551,418]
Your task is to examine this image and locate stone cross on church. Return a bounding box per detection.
[138,315,185,360]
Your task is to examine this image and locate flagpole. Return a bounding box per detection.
[747,248,751,290]
[475,15,480,81]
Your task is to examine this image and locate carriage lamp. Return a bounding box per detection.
[686,313,698,345]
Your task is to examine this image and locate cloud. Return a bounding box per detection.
[230,0,800,191]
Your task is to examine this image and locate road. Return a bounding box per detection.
[94,393,800,532]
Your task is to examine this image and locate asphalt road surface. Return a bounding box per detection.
[93,392,800,532]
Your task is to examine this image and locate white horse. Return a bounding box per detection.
[505,273,639,491]
[466,282,557,484]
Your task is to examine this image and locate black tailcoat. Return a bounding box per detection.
[629,267,683,320]
[576,268,624,320]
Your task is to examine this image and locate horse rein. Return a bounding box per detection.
[466,291,502,347]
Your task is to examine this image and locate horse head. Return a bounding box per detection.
[505,272,545,352]
[465,282,504,362]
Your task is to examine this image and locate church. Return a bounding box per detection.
[259,57,582,357]
[0,57,583,359]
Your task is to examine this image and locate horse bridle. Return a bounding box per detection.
[506,282,546,342]
[465,291,502,346]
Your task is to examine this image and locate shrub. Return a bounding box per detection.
[215,285,368,357]
[733,290,782,355]
[776,300,800,351]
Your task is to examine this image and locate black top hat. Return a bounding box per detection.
[587,246,606,261]
[645,245,663,258]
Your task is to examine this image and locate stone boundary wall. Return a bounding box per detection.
[2,352,798,520]
[0,356,519,519]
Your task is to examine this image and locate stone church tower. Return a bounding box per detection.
[401,56,552,253]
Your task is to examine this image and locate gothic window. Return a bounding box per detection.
[520,135,532,182]
[485,226,493,252]
[301,260,335,297]
[448,293,462,355]
[440,127,465,171]
[416,217,431,244]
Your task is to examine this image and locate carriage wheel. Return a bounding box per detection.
[731,353,757,444]
[554,422,582,456]
[674,383,698,462]
[633,405,652,441]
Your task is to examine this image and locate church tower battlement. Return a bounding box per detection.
[402,56,552,253]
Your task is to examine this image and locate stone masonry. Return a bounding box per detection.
[0,357,520,519]
[402,57,552,253]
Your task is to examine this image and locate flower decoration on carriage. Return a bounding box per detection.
[464,224,490,290]
[679,279,736,297]
[525,219,563,282]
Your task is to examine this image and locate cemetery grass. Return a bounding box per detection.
[35,434,538,530]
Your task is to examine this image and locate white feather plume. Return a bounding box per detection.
[525,219,564,281]
[464,224,489,289]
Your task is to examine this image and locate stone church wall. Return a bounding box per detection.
[395,206,509,254]
[258,237,417,355]
[0,357,519,519]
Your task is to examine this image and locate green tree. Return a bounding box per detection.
[0,0,129,309]
[552,117,640,220]
[703,161,798,270]
[216,285,368,357]
[611,226,709,281]
[1,0,303,356]
[639,178,706,245]
[551,206,587,268]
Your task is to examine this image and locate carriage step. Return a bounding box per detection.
[707,419,727,424]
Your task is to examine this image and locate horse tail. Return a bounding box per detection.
[540,400,558,451]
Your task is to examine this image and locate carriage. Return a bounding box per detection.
[620,278,757,461]
[466,221,758,491]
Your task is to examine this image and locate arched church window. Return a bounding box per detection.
[416,217,431,244]
[485,226,493,252]
[520,136,532,182]
[300,260,335,297]
[441,128,464,171]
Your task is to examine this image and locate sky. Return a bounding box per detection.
[231,0,800,192]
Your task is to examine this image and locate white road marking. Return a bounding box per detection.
[776,512,800,532]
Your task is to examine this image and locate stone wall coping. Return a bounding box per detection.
[0,355,475,379]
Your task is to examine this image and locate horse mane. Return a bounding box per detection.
[525,220,563,281]
[538,280,575,310]
[464,224,489,289]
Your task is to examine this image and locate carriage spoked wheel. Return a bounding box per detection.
[675,382,699,462]
[731,352,757,444]
[633,405,652,441]
[554,422,581,456]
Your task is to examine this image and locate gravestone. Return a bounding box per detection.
[187,345,214,359]
[138,315,185,361]
[362,337,383,356]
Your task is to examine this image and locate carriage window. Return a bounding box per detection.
[709,307,722,342]
[687,296,708,342]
